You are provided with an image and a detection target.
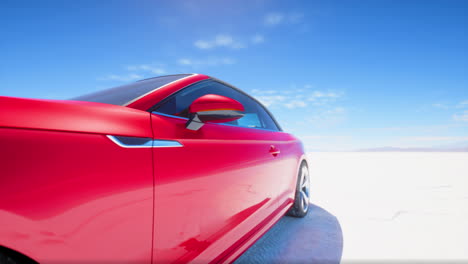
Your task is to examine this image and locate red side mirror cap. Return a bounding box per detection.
[186,94,245,130]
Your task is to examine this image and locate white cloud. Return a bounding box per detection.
[429,100,468,110]
[251,86,346,129]
[432,103,449,109]
[306,91,342,106]
[230,42,246,49]
[194,34,245,50]
[263,12,304,26]
[285,100,307,109]
[264,12,284,26]
[251,34,265,44]
[309,91,340,99]
[215,34,233,46]
[457,100,468,108]
[410,136,468,141]
[254,95,287,107]
[453,110,468,122]
[252,89,276,94]
[178,58,193,65]
[98,73,143,82]
[152,68,166,75]
[99,63,167,82]
[126,64,166,75]
[251,86,343,108]
[177,57,236,67]
[194,40,214,49]
[326,107,346,114]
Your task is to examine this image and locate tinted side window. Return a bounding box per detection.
[255,104,280,131]
[154,80,279,131]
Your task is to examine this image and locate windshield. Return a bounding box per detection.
[71,74,192,106]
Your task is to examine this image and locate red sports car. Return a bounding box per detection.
[0,74,310,264]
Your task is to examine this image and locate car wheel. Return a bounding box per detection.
[287,162,310,218]
[0,252,17,264]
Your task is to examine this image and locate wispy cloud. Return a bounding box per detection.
[297,107,347,128]
[285,100,307,109]
[453,110,468,122]
[307,91,342,106]
[251,34,265,44]
[432,103,449,109]
[98,73,143,82]
[99,63,167,82]
[251,86,343,109]
[409,136,468,141]
[457,100,468,108]
[251,85,346,130]
[309,91,340,98]
[126,64,166,75]
[430,100,468,122]
[263,12,304,26]
[194,34,245,50]
[431,100,468,110]
[264,12,284,26]
[252,94,286,107]
[177,57,236,67]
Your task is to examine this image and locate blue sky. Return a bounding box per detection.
[2,0,468,150]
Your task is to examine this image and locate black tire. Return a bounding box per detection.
[0,252,17,264]
[286,161,310,218]
[0,248,36,264]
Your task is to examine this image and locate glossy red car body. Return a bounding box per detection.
[0,74,307,263]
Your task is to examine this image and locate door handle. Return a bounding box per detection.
[269,145,280,156]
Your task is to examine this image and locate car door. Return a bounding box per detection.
[248,98,303,212]
[0,99,155,263]
[149,80,287,263]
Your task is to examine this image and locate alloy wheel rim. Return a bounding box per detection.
[299,166,310,212]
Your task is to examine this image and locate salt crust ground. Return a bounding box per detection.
[236,152,468,263]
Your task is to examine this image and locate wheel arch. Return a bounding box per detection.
[0,245,39,264]
[296,154,309,180]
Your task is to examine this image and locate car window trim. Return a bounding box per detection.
[148,78,283,132]
[123,74,197,107]
[151,112,280,132]
[147,79,211,112]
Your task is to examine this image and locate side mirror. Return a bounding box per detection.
[186,94,245,131]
